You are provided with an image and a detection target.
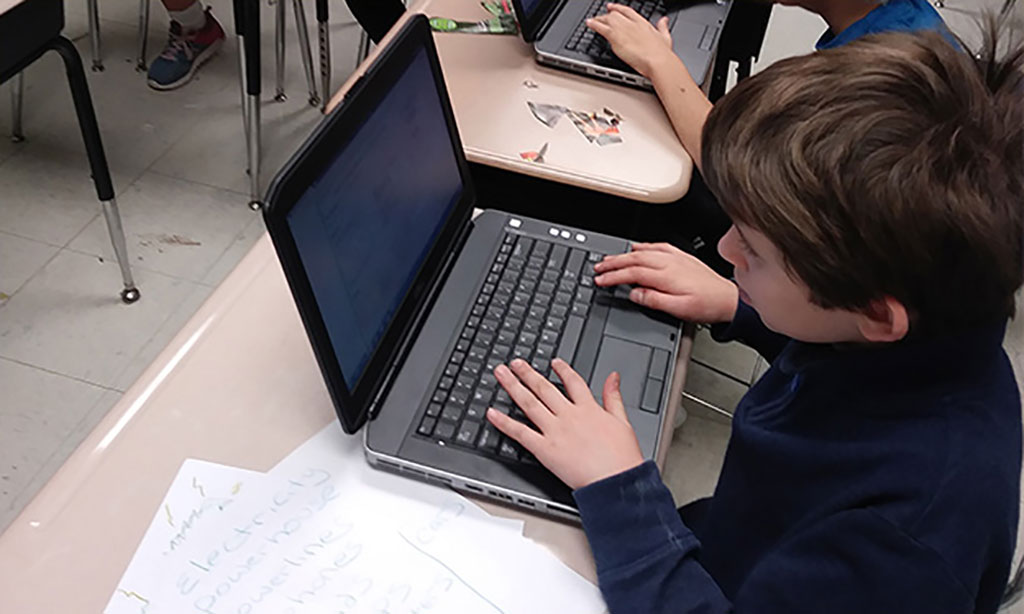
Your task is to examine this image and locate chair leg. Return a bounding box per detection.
[275,0,287,102]
[241,0,262,210]
[136,0,151,71]
[292,0,321,107]
[316,0,331,113]
[11,72,24,143]
[51,36,140,303]
[88,0,104,72]
[236,35,251,165]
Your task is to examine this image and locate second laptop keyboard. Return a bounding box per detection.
[416,232,608,463]
[565,0,670,61]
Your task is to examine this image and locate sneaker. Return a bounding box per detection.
[147,9,225,91]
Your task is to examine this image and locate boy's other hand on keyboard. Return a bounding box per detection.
[487,358,644,490]
[594,242,738,323]
[586,3,674,78]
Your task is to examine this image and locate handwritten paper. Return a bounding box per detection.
[106,426,607,614]
[104,459,268,614]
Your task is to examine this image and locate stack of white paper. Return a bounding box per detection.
[105,426,607,614]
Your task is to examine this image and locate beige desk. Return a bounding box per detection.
[330,0,693,203]
[0,233,692,611]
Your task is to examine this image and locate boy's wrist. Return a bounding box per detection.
[647,52,694,88]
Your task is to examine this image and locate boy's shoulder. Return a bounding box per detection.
[817,0,948,50]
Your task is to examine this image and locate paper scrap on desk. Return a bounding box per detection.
[520,142,549,163]
[527,101,624,145]
[103,459,268,614]
[111,425,605,614]
[567,109,623,146]
[429,15,518,34]
[528,102,568,128]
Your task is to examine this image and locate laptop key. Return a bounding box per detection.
[498,439,520,461]
[571,302,589,317]
[576,287,594,303]
[541,268,559,282]
[467,345,488,363]
[438,376,454,391]
[554,291,572,306]
[435,421,456,440]
[565,249,585,279]
[441,403,463,423]
[508,304,526,318]
[472,304,486,317]
[479,371,498,390]
[449,390,469,407]
[531,357,551,373]
[418,416,437,436]
[426,402,442,418]
[522,319,541,335]
[480,318,500,334]
[495,389,511,405]
[555,316,585,363]
[432,389,448,404]
[513,345,533,360]
[501,317,522,332]
[550,304,568,319]
[540,329,558,345]
[462,359,482,377]
[467,401,488,421]
[580,276,594,288]
[546,316,566,331]
[456,421,481,447]
[535,343,556,359]
[477,424,501,451]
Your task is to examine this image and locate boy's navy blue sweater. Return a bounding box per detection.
[574,302,1021,614]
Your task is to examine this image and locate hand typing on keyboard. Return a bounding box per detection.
[586,3,675,79]
[487,358,645,490]
[593,242,739,323]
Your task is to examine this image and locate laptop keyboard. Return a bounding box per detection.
[565,0,670,62]
[416,232,605,464]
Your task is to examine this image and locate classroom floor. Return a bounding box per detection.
[0,0,1020,572]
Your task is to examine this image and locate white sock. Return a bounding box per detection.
[170,1,206,32]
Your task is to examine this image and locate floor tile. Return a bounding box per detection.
[0,151,106,247]
[112,282,215,391]
[662,414,732,506]
[0,250,204,389]
[0,358,108,532]
[691,326,759,383]
[66,172,257,283]
[200,214,268,287]
[0,232,60,303]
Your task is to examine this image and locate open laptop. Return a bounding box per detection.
[513,0,732,89]
[263,15,681,520]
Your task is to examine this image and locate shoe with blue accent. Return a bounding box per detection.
[147,10,225,91]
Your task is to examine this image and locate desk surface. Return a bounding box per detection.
[0,233,692,611]
[330,0,693,203]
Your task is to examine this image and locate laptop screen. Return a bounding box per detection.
[285,47,464,390]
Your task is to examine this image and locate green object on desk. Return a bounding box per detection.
[429,14,517,34]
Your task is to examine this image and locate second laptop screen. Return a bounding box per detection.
[286,47,463,390]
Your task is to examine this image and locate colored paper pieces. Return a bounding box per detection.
[429,15,517,34]
[430,1,517,35]
[520,142,549,163]
[528,101,623,146]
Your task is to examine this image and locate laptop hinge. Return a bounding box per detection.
[366,217,476,420]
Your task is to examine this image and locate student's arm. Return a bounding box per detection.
[576,472,974,614]
[587,4,712,171]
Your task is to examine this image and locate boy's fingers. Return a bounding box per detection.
[494,364,557,428]
[602,372,630,421]
[657,15,671,37]
[595,265,665,289]
[595,250,662,273]
[551,358,592,404]
[629,287,683,312]
[509,359,569,411]
[488,409,545,452]
[586,17,611,35]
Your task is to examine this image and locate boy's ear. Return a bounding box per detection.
[856,296,910,342]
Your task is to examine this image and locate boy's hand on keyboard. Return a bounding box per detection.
[586,3,674,78]
[594,242,739,323]
[487,358,644,490]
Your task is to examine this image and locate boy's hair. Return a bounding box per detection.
[702,26,1024,334]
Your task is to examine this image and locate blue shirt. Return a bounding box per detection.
[816,0,948,50]
[573,302,1021,614]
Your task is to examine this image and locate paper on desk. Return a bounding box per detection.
[103,459,268,614]
[109,426,605,614]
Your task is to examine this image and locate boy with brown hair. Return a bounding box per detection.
[486,28,1024,614]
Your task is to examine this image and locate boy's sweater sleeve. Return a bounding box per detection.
[710,300,791,363]
[573,462,974,614]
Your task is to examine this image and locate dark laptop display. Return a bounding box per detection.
[286,48,462,389]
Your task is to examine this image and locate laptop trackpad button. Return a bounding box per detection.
[589,336,651,408]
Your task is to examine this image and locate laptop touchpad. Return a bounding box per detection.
[589,336,651,408]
